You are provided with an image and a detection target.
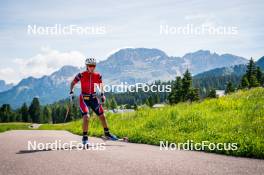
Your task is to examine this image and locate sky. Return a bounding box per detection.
[0,0,263,84]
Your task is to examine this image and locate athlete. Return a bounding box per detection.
[70,57,118,145]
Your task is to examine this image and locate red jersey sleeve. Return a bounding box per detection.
[73,73,82,84]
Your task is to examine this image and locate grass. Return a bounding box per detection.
[0,123,31,133]
[39,87,264,158]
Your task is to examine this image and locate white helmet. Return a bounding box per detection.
[85,57,96,65]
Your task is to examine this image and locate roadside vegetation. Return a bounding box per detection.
[40,87,264,159]
[0,123,30,133]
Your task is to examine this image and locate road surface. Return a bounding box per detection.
[0,130,263,175]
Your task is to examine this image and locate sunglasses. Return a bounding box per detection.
[87,65,96,67]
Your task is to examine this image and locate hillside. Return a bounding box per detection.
[257,56,264,70]
[0,66,80,108]
[192,56,264,92]
[194,55,264,79]
[194,64,247,78]
[40,88,264,158]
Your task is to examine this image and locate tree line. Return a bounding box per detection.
[225,58,263,94]
[167,58,263,104]
[168,69,199,104]
[0,95,124,124]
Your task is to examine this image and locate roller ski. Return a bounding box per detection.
[101,132,128,142]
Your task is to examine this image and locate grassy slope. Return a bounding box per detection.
[0,123,30,133]
[39,88,264,158]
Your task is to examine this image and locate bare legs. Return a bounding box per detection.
[82,113,108,134]
[82,113,115,143]
[99,114,108,129]
[82,114,89,132]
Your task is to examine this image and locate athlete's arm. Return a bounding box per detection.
[70,81,75,93]
[70,73,82,92]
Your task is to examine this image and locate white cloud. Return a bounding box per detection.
[0,47,85,84]
[184,14,215,21]
[0,68,16,84]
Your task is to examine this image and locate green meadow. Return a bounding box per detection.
[33,88,264,158]
[0,123,30,133]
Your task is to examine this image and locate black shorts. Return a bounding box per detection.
[79,94,104,116]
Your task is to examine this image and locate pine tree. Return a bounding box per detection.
[174,77,183,103]
[168,76,182,104]
[20,103,30,122]
[246,58,256,79]
[246,58,258,88]
[256,67,263,86]
[133,103,138,110]
[188,88,199,102]
[148,96,154,107]
[225,81,235,94]
[207,89,217,98]
[0,104,12,122]
[15,113,22,122]
[168,70,200,104]
[154,94,160,104]
[29,97,41,123]
[70,103,79,120]
[110,97,118,110]
[42,106,52,123]
[250,76,259,87]
[182,69,192,101]
[51,106,57,124]
[9,111,16,122]
[240,75,249,89]
[145,98,150,106]
[157,94,160,103]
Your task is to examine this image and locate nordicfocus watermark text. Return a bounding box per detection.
[160,140,238,151]
[27,24,106,35]
[95,82,171,93]
[160,24,238,36]
[28,140,106,151]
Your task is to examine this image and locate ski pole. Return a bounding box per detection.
[64,98,72,123]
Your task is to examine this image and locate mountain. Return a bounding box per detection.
[193,65,247,95]
[194,64,247,79]
[182,50,247,74]
[97,48,247,84]
[97,48,184,84]
[0,80,13,92]
[195,55,264,79]
[0,48,248,108]
[0,66,80,108]
[257,56,264,70]
[192,56,264,93]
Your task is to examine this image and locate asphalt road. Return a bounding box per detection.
[0,130,263,175]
